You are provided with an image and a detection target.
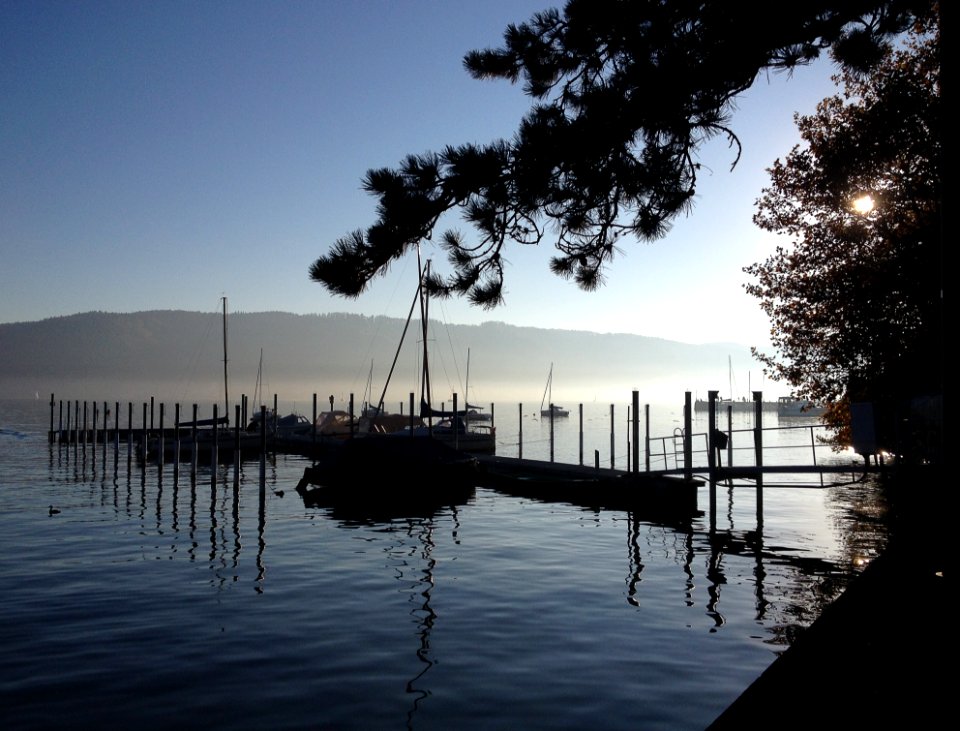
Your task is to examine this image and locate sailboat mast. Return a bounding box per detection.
[541,363,553,411]
[254,348,263,407]
[418,256,432,415]
[728,355,732,401]
[222,296,229,423]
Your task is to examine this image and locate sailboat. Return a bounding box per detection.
[463,348,491,423]
[245,348,313,440]
[389,259,496,452]
[539,363,569,418]
[139,297,266,463]
[296,254,483,498]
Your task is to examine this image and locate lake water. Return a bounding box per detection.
[1,396,888,730]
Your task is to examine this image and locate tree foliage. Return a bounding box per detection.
[309,0,932,307]
[744,11,941,438]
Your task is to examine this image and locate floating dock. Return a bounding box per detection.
[474,454,702,516]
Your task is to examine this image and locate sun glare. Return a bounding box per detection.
[852,194,875,215]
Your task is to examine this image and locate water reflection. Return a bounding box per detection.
[625,513,645,606]
[40,428,890,674]
[401,518,439,728]
[295,475,476,524]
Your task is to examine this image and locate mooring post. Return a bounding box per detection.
[349,394,355,437]
[91,402,97,454]
[626,406,630,472]
[707,390,719,530]
[683,393,692,482]
[518,402,523,460]
[49,393,54,443]
[100,402,106,464]
[141,402,148,472]
[312,393,317,447]
[127,402,133,463]
[234,404,241,489]
[409,392,415,435]
[158,403,166,469]
[644,403,651,473]
[576,404,583,465]
[58,399,64,444]
[726,404,733,476]
[549,401,555,463]
[82,401,88,449]
[453,393,459,450]
[609,404,615,470]
[150,396,155,432]
[753,391,764,525]
[632,392,640,474]
[191,404,198,477]
[114,401,120,453]
[174,404,181,473]
[259,404,267,487]
[211,403,219,484]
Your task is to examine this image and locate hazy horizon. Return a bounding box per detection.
[1,309,791,410]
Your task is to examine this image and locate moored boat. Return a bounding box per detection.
[777,396,826,418]
[295,434,478,515]
[539,363,569,418]
[389,414,497,453]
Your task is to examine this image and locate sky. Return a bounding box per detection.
[1,0,843,349]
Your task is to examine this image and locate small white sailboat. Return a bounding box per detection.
[539,363,569,418]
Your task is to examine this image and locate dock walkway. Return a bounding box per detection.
[474,454,702,515]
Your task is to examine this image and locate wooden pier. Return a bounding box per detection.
[43,390,870,521]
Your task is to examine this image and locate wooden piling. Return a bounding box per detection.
[518,403,523,460]
[549,402,555,463]
[191,404,198,476]
[683,392,692,483]
[578,404,584,466]
[644,403,651,473]
[234,404,241,488]
[158,403,165,468]
[707,390,719,530]
[211,404,219,484]
[174,404,181,474]
[609,404,615,470]
[753,391,764,523]
[259,404,267,486]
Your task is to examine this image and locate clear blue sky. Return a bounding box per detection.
[1,0,841,348]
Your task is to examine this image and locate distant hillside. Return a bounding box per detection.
[0,310,778,406]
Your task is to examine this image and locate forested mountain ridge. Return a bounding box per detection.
[0,311,768,405]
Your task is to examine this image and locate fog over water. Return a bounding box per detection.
[0,310,787,408]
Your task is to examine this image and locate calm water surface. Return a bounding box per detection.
[1,397,888,730]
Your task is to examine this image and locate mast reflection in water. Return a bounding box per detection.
[1,398,889,731]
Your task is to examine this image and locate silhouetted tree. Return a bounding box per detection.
[744,11,940,448]
[310,0,934,308]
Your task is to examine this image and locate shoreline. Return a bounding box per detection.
[707,466,948,728]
